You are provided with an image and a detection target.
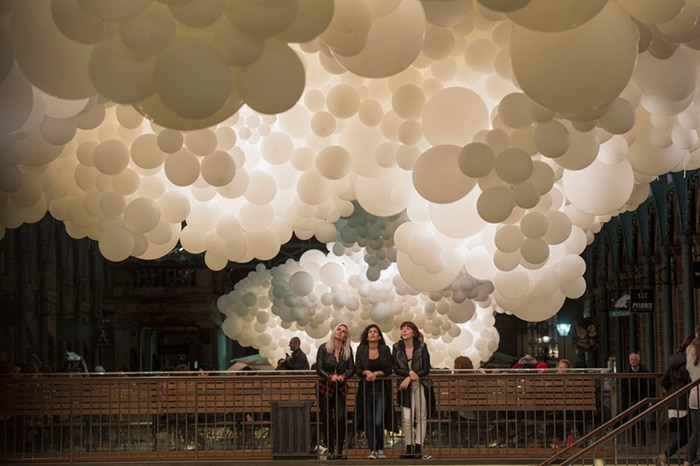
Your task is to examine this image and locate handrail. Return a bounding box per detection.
[0,370,666,462]
[539,377,700,466]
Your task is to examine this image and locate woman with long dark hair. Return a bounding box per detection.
[316,323,354,460]
[393,320,431,460]
[355,324,393,460]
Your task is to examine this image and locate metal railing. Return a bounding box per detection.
[541,377,700,466]
[0,369,683,464]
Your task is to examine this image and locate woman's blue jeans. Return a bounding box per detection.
[364,383,386,451]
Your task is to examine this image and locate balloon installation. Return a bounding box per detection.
[2,0,699,366]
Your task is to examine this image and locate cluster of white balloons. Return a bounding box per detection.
[4,1,700,364]
[217,233,497,368]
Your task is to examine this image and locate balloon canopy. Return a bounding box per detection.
[2,0,699,366]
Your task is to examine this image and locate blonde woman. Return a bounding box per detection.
[316,323,354,460]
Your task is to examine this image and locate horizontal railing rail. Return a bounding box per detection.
[0,369,678,464]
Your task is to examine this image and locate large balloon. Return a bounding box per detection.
[510,0,638,114]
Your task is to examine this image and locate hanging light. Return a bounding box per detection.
[556,323,572,337]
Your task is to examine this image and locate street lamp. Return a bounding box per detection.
[556,323,571,360]
[556,323,571,337]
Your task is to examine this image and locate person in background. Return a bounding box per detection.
[454,356,473,371]
[393,321,431,460]
[454,356,476,422]
[28,354,51,373]
[63,351,88,374]
[573,358,588,369]
[277,336,310,371]
[557,359,572,372]
[656,334,695,466]
[316,323,354,460]
[683,325,700,466]
[198,363,214,375]
[621,352,654,445]
[355,324,393,460]
[172,363,189,373]
[512,354,537,369]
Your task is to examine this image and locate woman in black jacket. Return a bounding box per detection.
[316,323,354,460]
[355,324,393,460]
[393,320,431,459]
[656,334,695,465]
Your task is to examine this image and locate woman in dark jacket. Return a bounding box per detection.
[316,323,354,460]
[355,324,393,460]
[656,334,695,465]
[393,320,431,459]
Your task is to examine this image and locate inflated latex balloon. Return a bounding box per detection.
[319,0,372,57]
[534,120,570,158]
[477,186,513,223]
[234,41,306,115]
[89,38,155,104]
[458,142,495,178]
[224,0,298,39]
[0,65,35,134]
[618,0,685,25]
[494,148,533,183]
[510,0,638,114]
[164,149,200,186]
[506,0,607,32]
[412,145,477,204]
[99,225,135,262]
[333,0,425,78]
[393,85,427,120]
[11,0,96,99]
[422,87,489,146]
[634,49,698,104]
[123,197,161,234]
[316,145,351,180]
[94,140,130,175]
[562,158,635,216]
[155,38,232,120]
[201,150,236,187]
[499,92,534,129]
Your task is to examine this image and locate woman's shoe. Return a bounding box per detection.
[412,444,422,459]
[399,445,414,459]
[376,449,386,459]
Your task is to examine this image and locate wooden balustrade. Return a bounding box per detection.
[0,370,617,462]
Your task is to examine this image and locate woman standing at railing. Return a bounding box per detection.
[683,324,700,466]
[316,323,354,460]
[355,324,393,460]
[393,320,431,460]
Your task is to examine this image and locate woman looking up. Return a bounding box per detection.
[316,323,354,460]
[393,321,431,460]
[355,324,393,460]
